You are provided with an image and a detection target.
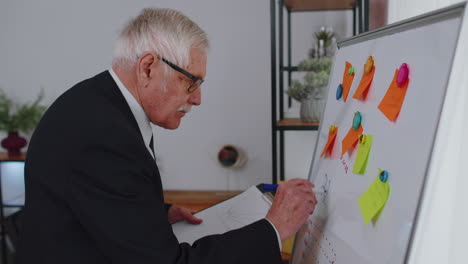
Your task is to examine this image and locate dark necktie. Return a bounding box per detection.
[149,135,155,157]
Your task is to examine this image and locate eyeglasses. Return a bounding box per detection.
[156,55,204,93]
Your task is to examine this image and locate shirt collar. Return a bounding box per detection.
[108,69,154,158]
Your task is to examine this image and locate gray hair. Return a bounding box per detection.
[112,8,209,72]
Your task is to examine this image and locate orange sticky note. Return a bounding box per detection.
[342,61,355,102]
[378,69,410,121]
[353,65,375,100]
[320,126,338,158]
[341,125,364,157]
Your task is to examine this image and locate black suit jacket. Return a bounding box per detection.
[17,71,282,264]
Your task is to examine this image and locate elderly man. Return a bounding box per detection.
[17,8,317,264]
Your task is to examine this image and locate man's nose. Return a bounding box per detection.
[188,88,201,106]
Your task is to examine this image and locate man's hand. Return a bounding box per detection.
[266,179,317,241]
[167,205,203,225]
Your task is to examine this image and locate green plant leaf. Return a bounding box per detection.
[0,89,47,133]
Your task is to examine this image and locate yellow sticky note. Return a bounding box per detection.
[358,170,390,224]
[352,135,373,174]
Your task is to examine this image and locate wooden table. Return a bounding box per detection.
[163,190,241,212]
[0,152,26,161]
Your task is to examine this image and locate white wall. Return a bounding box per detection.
[0,0,352,190]
[388,0,464,22]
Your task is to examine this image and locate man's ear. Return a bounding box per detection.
[136,52,159,85]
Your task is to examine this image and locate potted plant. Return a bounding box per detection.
[286,57,332,122]
[309,27,335,58]
[0,89,47,156]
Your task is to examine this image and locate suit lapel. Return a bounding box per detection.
[94,71,141,133]
[92,71,163,200]
[93,71,157,163]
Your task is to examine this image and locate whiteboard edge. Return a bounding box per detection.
[406,2,468,263]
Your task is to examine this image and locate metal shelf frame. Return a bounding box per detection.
[270,0,369,183]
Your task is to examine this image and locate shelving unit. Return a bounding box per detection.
[270,0,369,183]
[277,118,320,131]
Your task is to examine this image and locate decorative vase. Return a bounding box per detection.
[217,145,247,169]
[310,94,326,122]
[1,131,27,156]
[300,94,326,123]
[299,98,315,122]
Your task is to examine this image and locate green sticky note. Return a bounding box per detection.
[358,170,390,225]
[352,135,373,174]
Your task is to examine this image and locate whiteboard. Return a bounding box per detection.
[291,4,465,264]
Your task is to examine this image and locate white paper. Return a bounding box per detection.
[171,185,272,245]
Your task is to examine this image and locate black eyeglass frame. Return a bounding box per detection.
[156,55,204,93]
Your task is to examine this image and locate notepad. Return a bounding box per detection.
[171,185,272,245]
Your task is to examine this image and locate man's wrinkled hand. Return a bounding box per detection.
[266,179,317,241]
[167,205,203,225]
